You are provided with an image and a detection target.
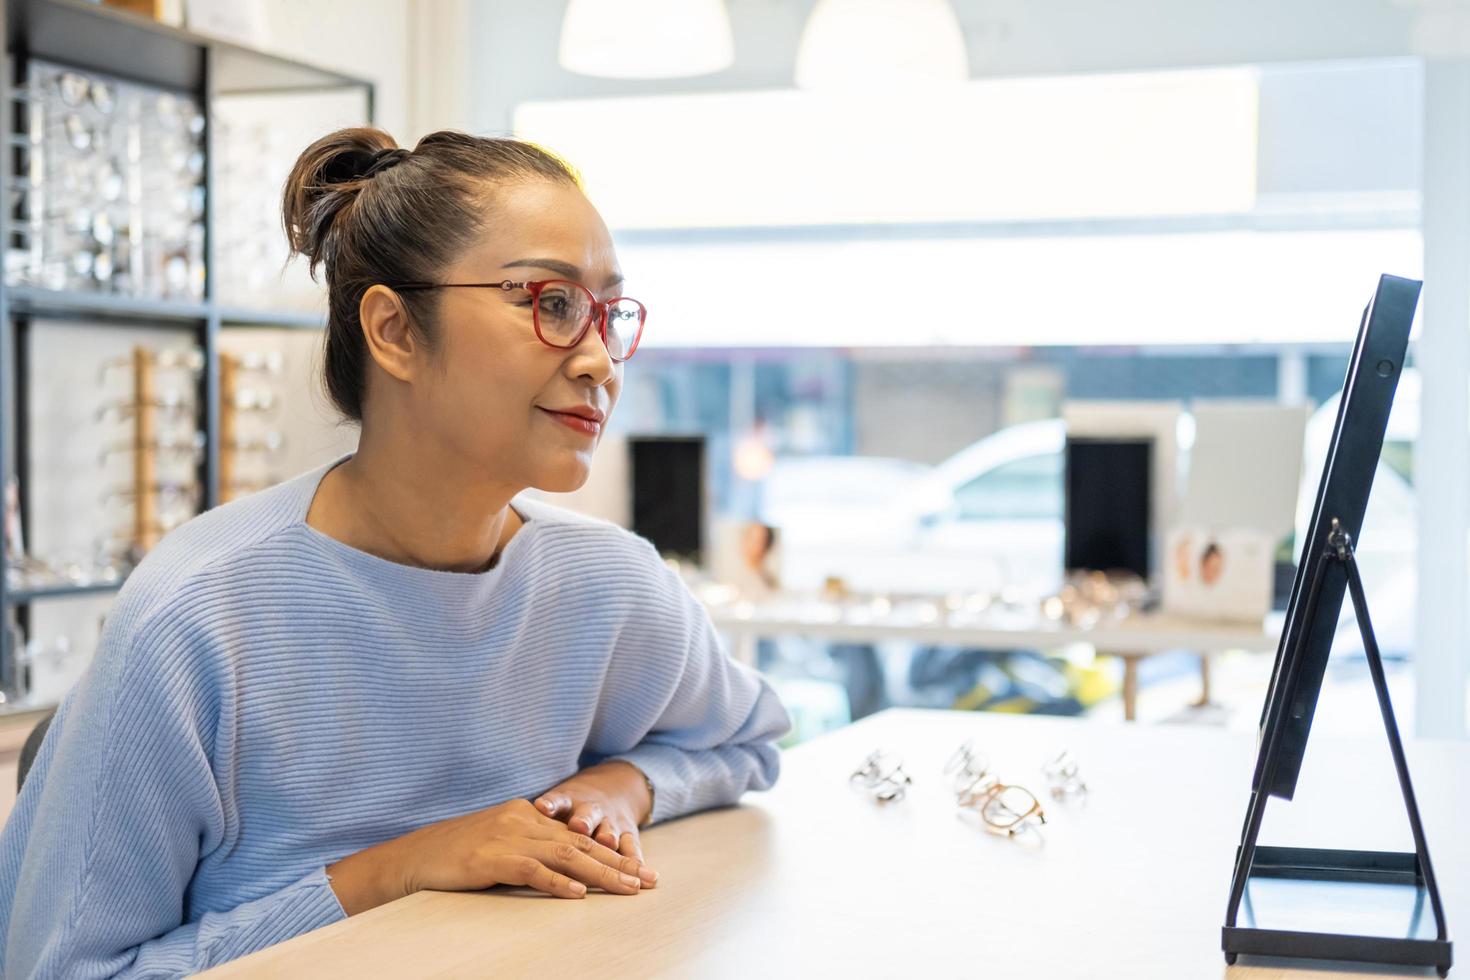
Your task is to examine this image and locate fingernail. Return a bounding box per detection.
[640,868,659,884]
[620,873,640,887]
[571,882,586,896]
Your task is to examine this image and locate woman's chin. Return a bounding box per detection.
[533,456,593,494]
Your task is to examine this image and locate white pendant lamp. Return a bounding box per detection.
[559,0,735,79]
[795,0,969,90]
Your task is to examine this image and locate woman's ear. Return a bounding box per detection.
[358,284,422,384]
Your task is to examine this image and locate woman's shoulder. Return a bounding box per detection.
[59,473,325,734]
[512,494,667,575]
[110,467,322,632]
[511,496,700,632]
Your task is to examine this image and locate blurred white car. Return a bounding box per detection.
[907,420,1066,591]
[759,456,932,553]
[760,388,1418,656]
[761,421,1064,595]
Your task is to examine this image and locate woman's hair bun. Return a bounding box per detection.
[318,146,411,184]
[281,127,400,276]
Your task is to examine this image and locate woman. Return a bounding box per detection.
[0,128,790,977]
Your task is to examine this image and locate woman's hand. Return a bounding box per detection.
[534,760,655,870]
[326,797,658,916]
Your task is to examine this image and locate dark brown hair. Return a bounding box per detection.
[281,127,580,421]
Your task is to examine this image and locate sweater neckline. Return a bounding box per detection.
[288,453,541,594]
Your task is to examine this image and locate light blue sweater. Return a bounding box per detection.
[0,456,790,978]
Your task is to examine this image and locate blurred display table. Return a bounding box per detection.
[202,709,1466,979]
[704,595,1280,720]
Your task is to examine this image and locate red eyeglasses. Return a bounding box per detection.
[390,279,646,362]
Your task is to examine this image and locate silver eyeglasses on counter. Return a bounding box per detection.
[849,740,1090,837]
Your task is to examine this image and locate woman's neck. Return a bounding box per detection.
[306,438,524,574]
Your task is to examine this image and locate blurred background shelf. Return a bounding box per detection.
[6,0,371,96]
[6,287,210,324]
[4,580,127,604]
[217,307,327,330]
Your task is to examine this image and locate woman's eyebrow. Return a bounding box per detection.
[500,257,625,288]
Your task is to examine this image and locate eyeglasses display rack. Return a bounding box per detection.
[0,0,375,716]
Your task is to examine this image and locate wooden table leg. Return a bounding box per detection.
[1120,654,1140,722]
[1193,653,1213,708]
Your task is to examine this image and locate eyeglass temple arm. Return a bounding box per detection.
[388,280,527,292]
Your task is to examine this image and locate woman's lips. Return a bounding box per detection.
[540,407,601,436]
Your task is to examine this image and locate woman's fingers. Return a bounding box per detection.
[524,825,655,886]
[595,823,655,887]
[566,801,603,837]
[534,793,570,820]
[619,832,654,886]
[539,839,644,895]
[496,855,587,899]
[592,821,619,850]
[573,828,657,886]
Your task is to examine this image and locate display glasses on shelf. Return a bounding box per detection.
[7,60,206,301]
[2,604,104,709]
[3,631,77,707]
[4,474,126,593]
[219,347,287,501]
[213,91,365,313]
[94,345,205,567]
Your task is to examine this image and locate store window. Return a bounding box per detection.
[515,57,1433,735]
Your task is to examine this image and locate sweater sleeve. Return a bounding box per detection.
[0,612,345,979]
[596,548,792,825]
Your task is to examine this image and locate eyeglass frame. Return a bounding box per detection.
[388,278,646,362]
[944,739,995,795]
[945,739,1047,834]
[1042,749,1089,802]
[850,749,913,803]
[959,780,1048,835]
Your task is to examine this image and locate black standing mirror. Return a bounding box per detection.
[1222,274,1451,976]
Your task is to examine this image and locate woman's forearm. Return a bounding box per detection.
[326,836,412,916]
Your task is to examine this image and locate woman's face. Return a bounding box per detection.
[418,179,625,493]
[1201,547,1224,585]
[740,523,771,567]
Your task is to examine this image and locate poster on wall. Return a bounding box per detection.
[1162,525,1274,623]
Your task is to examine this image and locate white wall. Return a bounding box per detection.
[254,0,412,139]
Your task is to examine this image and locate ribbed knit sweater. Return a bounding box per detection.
[0,456,790,978]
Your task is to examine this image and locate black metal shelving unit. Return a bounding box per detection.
[0,0,373,717]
